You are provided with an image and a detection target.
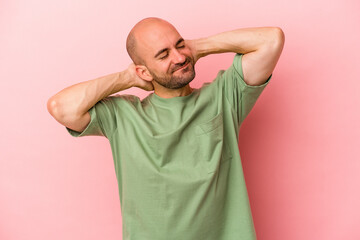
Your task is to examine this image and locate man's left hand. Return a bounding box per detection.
[185,39,201,65]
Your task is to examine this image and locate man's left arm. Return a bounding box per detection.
[187,27,285,86]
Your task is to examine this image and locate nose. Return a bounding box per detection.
[172,48,186,64]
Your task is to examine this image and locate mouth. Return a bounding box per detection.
[174,61,190,73]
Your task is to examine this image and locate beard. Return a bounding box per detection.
[149,57,196,89]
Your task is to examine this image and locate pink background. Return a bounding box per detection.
[1,0,359,239]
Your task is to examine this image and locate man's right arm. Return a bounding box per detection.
[47,63,154,133]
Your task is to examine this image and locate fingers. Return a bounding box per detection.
[143,81,154,91]
[136,79,154,91]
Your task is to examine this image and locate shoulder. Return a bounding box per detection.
[105,94,141,105]
[92,94,143,113]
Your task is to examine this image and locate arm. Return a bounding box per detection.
[47,63,153,132]
[187,27,285,86]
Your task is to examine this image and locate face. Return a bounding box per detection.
[136,22,196,89]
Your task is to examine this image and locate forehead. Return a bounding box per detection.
[135,23,182,57]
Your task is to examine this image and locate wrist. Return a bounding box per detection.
[193,37,219,59]
[116,70,134,90]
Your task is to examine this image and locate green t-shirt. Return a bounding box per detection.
[66,53,271,240]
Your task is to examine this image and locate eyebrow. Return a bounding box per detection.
[154,38,184,58]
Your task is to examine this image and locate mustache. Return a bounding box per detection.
[171,57,192,73]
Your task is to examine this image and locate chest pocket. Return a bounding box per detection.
[195,112,232,174]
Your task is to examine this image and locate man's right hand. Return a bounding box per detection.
[126,63,154,91]
[47,63,154,133]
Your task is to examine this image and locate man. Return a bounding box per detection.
[47,17,284,240]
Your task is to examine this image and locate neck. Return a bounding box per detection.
[152,83,193,99]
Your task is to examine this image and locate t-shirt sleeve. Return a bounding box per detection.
[65,96,118,138]
[220,53,272,126]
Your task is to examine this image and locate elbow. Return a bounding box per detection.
[272,27,285,49]
[47,96,70,124]
[47,96,62,120]
[47,96,84,127]
[264,27,285,52]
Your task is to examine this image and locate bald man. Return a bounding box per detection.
[47,17,284,240]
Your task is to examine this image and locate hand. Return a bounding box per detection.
[185,39,201,65]
[125,63,154,91]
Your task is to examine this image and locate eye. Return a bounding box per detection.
[177,45,185,48]
[160,54,168,60]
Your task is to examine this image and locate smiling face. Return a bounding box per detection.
[130,18,196,89]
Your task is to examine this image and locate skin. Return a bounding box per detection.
[127,18,197,98]
[47,17,284,133]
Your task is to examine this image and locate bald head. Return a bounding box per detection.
[126,17,177,65]
[126,30,142,65]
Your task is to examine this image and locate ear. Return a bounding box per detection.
[135,65,153,81]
